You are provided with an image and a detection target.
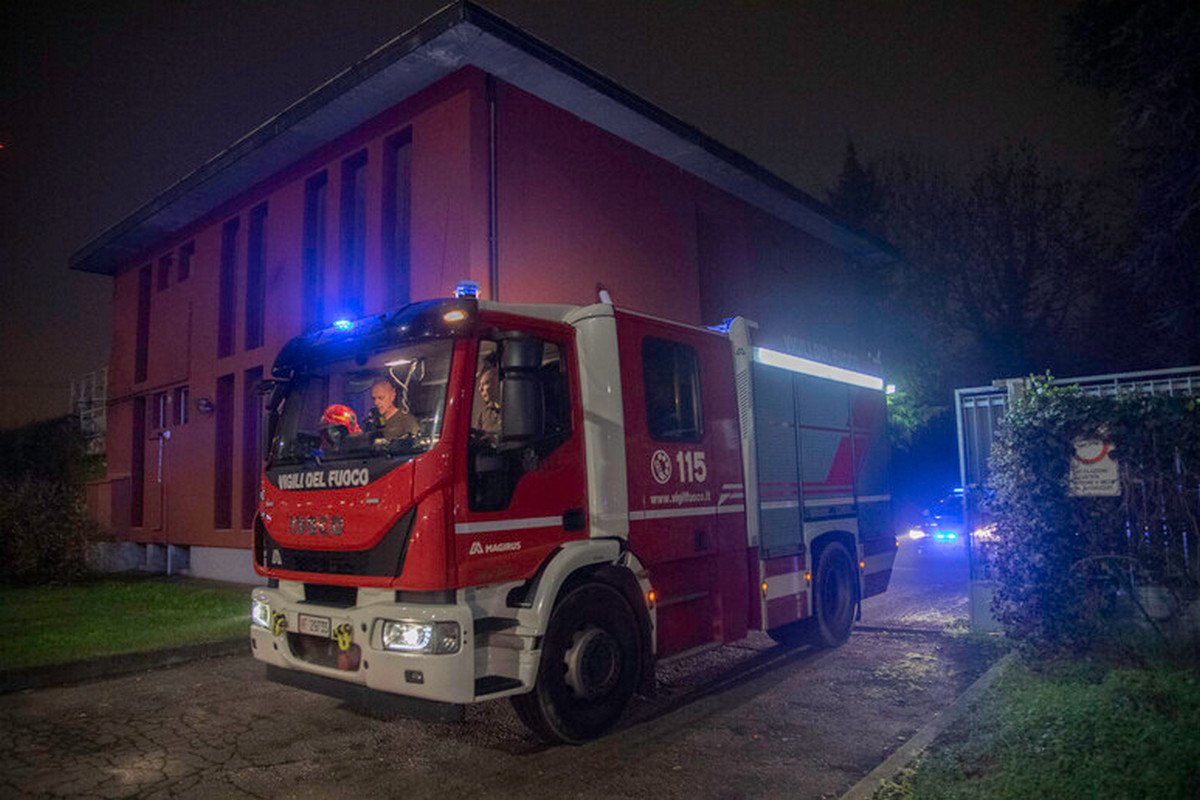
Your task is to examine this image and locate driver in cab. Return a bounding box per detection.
[370,379,418,439]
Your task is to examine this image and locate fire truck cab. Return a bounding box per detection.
[250,295,895,743]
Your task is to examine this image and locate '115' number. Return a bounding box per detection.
[676,451,707,483]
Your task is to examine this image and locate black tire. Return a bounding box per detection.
[510,582,640,744]
[767,618,811,648]
[809,541,857,648]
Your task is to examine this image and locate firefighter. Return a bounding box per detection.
[470,351,501,446]
[369,379,419,439]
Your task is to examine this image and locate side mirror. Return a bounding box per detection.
[499,339,545,445]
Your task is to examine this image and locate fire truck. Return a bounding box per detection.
[250,292,896,743]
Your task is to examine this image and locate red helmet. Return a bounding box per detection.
[321,404,361,434]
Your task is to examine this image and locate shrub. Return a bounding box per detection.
[0,476,98,585]
[987,375,1200,656]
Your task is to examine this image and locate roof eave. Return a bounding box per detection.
[70,1,896,276]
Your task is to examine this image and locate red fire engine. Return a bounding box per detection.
[250,293,895,742]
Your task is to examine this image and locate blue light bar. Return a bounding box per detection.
[752,347,884,391]
[705,317,736,334]
[332,319,354,332]
[455,281,480,299]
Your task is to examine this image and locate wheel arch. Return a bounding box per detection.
[516,539,656,693]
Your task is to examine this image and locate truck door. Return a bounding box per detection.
[619,314,748,658]
[453,322,588,587]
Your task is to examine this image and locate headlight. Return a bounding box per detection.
[972,524,998,542]
[251,597,271,628]
[907,528,926,540]
[380,620,460,654]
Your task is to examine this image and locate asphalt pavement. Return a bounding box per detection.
[0,538,987,799]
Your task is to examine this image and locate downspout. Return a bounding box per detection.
[487,74,499,301]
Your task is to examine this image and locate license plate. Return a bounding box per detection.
[298,613,331,638]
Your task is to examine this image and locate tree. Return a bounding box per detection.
[1061,0,1200,363]
[862,143,1113,382]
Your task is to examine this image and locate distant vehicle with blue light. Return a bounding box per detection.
[909,489,966,544]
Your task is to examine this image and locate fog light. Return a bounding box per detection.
[251,597,271,628]
[381,620,461,654]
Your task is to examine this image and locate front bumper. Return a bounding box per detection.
[250,583,536,707]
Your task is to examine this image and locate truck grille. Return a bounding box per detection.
[287,633,361,671]
[304,583,358,607]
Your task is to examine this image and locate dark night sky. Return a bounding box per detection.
[0,0,1116,429]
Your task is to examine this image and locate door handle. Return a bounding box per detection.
[562,509,585,531]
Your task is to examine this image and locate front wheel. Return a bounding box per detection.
[511,582,641,744]
[810,541,857,648]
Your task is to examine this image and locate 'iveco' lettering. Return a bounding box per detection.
[276,468,370,490]
[289,516,344,537]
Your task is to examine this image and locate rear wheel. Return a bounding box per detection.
[510,582,640,744]
[767,618,810,648]
[809,541,857,647]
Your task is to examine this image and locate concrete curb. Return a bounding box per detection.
[840,652,1015,800]
[1,638,249,694]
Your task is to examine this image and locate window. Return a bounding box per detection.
[173,386,189,426]
[218,217,239,358]
[153,392,168,429]
[382,130,412,310]
[340,151,368,317]
[134,265,151,383]
[245,203,268,350]
[468,336,570,512]
[214,374,235,529]
[178,241,194,282]
[642,337,703,442]
[131,396,146,527]
[156,254,172,292]
[302,172,328,331]
[242,366,263,529]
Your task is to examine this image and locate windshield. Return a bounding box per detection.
[269,339,453,467]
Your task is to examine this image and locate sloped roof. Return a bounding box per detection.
[70,1,896,275]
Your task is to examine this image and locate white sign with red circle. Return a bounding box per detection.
[1068,439,1120,497]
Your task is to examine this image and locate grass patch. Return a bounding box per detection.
[873,656,1200,799]
[0,576,249,671]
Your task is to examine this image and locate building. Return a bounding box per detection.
[72,2,894,582]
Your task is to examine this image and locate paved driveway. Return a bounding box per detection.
[1,539,986,799]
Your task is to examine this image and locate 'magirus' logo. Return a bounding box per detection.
[290,516,344,536]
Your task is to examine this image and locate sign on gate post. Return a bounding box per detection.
[1068,439,1121,497]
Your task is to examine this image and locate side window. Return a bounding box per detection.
[468,335,570,512]
[642,337,703,442]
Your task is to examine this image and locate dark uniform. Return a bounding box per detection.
[378,409,418,439]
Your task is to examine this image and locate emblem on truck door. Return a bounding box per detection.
[651,450,672,484]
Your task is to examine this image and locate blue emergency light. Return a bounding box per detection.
[332,318,355,332]
[455,281,481,299]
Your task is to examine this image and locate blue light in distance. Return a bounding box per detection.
[333,318,354,332]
